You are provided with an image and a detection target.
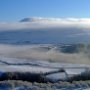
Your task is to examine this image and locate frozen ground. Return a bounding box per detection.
[0,80,90,90]
[0,55,89,90]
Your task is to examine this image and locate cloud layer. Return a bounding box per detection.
[0,18,90,64]
[0,44,90,65]
[0,17,90,31]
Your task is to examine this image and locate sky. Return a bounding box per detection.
[0,0,90,22]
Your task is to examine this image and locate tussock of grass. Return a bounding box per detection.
[0,72,48,83]
[68,70,90,82]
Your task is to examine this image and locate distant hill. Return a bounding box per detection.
[20,17,52,22]
[20,18,34,22]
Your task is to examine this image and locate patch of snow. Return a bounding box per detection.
[46,72,67,81]
[0,65,57,73]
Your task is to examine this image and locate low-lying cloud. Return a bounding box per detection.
[0,44,90,65]
[0,17,90,65]
[0,17,90,31]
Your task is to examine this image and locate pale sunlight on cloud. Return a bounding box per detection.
[0,17,90,31]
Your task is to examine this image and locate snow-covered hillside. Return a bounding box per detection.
[0,56,90,90]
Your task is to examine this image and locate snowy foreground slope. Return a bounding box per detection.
[0,44,90,89]
[0,58,90,90]
[0,80,90,90]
